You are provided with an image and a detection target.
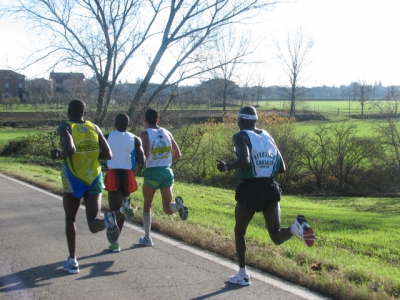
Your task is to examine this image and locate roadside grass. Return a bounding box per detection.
[0,128,53,147]
[294,118,394,137]
[1,155,400,300]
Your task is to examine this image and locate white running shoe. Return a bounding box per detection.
[62,257,79,274]
[228,273,251,286]
[138,236,154,247]
[291,215,315,247]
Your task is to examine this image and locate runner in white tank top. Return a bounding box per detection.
[104,113,145,252]
[144,127,173,168]
[138,108,188,247]
[216,106,315,286]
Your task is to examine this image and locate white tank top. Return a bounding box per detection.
[240,129,281,178]
[106,130,136,169]
[145,127,172,168]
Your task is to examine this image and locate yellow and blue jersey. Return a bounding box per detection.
[60,120,103,197]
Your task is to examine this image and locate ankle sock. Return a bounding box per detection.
[239,268,247,276]
[169,202,178,213]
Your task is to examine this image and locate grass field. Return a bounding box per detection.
[293,118,389,136]
[0,99,392,115]
[0,128,53,147]
[257,99,384,116]
[0,155,399,300]
[1,103,400,299]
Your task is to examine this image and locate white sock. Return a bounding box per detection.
[123,197,130,208]
[169,202,178,213]
[69,257,77,263]
[239,268,247,276]
[290,223,296,235]
[143,212,151,239]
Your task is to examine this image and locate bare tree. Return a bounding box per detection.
[252,75,265,108]
[357,79,372,118]
[374,118,400,166]
[328,122,374,190]
[125,0,276,120]
[3,0,154,125]
[237,72,254,108]
[204,29,256,112]
[275,27,315,118]
[3,0,276,125]
[374,85,400,116]
[25,79,51,107]
[299,125,331,190]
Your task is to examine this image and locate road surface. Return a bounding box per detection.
[0,174,328,300]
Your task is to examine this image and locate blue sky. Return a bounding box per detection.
[1,0,400,87]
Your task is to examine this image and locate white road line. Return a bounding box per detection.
[0,173,328,300]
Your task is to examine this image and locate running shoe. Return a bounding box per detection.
[138,236,154,247]
[228,273,251,286]
[175,196,188,221]
[291,215,315,247]
[121,197,134,221]
[108,243,121,253]
[62,257,79,274]
[104,210,120,245]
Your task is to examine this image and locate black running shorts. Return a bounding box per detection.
[235,178,281,212]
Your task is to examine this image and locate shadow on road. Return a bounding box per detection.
[0,250,125,293]
[190,281,248,300]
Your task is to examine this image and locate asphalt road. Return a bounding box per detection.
[0,174,328,300]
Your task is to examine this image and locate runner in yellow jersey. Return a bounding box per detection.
[50,99,118,274]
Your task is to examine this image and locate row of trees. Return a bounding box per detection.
[20,76,400,117]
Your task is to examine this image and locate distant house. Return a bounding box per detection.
[49,71,85,98]
[0,70,25,101]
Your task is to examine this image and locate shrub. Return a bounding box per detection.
[0,131,58,157]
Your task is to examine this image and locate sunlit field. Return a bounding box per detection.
[0,99,389,115]
[0,128,53,147]
[2,102,400,298]
[0,155,399,299]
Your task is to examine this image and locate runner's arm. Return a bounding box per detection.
[134,136,145,166]
[170,134,182,162]
[216,132,250,172]
[98,132,112,160]
[139,130,150,158]
[50,123,76,159]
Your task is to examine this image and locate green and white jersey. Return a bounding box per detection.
[145,127,172,168]
[237,129,283,179]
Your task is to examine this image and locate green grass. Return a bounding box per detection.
[258,99,382,115]
[293,119,387,136]
[0,128,53,147]
[0,104,65,113]
[1,155,399,299]
[0,99,387,114]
